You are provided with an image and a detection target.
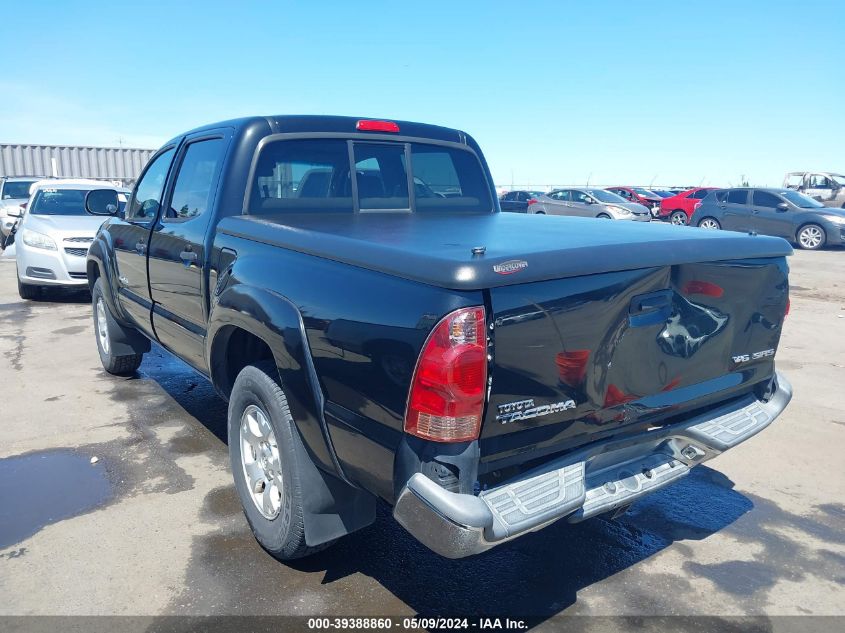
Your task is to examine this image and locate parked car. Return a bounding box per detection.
[529,188,651,221]
[692,187,845,250]
[605,186,663,216]
[500,189,545,213]
[14,179,129,298]
[0,176,43,241]
[658,188,717,225]
[783,172,845,208]
[85,115,791,560]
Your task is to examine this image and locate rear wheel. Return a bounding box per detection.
[229,361,335,560]
[796,224,825,250]
[92,278,144,375]
[597,213,612,219]
[697,217,721,230]
[669,210,688,225]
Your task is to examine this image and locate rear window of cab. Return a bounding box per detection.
[248,138,493,214]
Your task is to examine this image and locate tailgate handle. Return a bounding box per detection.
[629,290,673,328]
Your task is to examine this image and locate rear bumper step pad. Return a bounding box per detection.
[394,371,792,558]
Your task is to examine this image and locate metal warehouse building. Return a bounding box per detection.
[0,143,155,187]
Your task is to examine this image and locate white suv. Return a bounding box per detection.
[15,179,129,299]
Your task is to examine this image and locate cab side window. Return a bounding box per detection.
[128,149,175,221]
[165,139,225,221]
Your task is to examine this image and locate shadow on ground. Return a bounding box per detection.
[119,346,776,624]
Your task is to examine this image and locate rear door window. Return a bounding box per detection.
[726,189,749,205]
[165,138,225,221]
[250,139,353,214]
[691,189,709,199]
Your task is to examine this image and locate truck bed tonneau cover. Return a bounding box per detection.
[218,212,793,290]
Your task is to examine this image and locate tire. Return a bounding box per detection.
[228,361,335,560]
[796,224,825,250]
[92,278,144,375]
[597,213,612,219]
[697,217,721,230]
[669,210,688,225]
[17,277,41,300]
[534,210,545,215]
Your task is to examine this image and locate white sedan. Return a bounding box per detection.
[14,179,129,299]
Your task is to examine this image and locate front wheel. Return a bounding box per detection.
[17,277,41,300]
[229,361,335,560]
[796,224,825,250]
[597,213,612,219]
[92,278,144,375]
[669,210,688,225]
[697,217,721,230]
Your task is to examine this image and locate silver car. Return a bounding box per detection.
[528,188,651,221]
[1,176,43,240]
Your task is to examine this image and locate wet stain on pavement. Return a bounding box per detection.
[53,325,87,336]
[0,450,112,549]
[202,486,241,519]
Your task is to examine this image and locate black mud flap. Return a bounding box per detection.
[292,419,376,547]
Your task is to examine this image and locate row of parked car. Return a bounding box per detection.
[499,175,845,250]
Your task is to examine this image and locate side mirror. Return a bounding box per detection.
[584,197,594,205]
[776,202,789,212]
[86,189,120,216]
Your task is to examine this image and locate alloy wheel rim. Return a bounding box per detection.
[240,404,283,520]
[671,213,687,225]
[96,298,110,355]
[700,219,719,229]
[800,227,822,249]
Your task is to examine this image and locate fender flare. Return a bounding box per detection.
[207,283,375,546]
[87,232,130,324]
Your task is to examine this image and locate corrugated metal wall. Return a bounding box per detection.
[0,144,155,185]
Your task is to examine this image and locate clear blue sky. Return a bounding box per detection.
[2,0,842,188]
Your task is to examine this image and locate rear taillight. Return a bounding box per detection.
[356,119,400,133]
[405,306,487,442]
[785,298,790,318]
[693,202,702,211]
[527,198,538,206]
[20,203,27,210]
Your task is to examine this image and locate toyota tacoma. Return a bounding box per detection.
[84,115,793,559]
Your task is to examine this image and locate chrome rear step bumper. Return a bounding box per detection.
[393,371,792,558]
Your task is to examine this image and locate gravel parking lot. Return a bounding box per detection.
[0,250,843,627]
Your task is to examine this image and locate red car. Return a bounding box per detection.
[659,188,717,225]
[605,187,663,216]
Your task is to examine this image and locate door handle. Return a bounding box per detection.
[135,241,146,254]
[179,250,198,265]
[629,290,673,328]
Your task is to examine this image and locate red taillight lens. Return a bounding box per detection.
[527,198,538,206]
[785,298,790,318]
[356,119,400,133]
[405,306,487,442]
[20,203,28,210]
[693,202,702,211]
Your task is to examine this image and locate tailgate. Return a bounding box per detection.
[481,258,789,470]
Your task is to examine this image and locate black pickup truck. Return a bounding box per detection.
[84,115,793,559]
